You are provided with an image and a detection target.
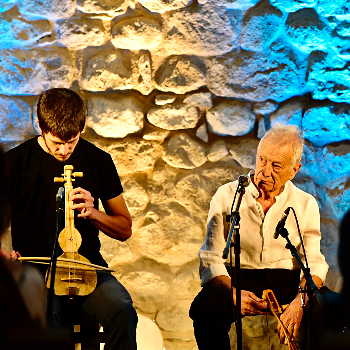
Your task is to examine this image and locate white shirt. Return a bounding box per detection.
[199,178,329,286]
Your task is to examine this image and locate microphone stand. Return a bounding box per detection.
[277,227,323,350]
[46,187,64,327]
[223,181,247,350]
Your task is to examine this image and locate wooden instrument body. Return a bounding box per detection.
[263,289,298,350]
[46,165,97,297]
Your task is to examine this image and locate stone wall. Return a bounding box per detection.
[1,0,349,349]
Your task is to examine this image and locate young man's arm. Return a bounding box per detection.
[70,188,132,241]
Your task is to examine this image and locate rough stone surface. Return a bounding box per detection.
[302,105,350,147]
[56,16,107,50]
[163,134,207,169]
[138,0,191,13]
[111,17,162,50]
[0,0,17,13]
[18,0,76,20]
[285,9,331,54]
[317,0,350,20]
[80,50,133,92]
[228,138,259,170]
[147,104,200,130]
[240,0,284,51]
[0,48,74,95]
[308,53,350,103]
[207,45,305,102]
[184,92,213,108]
[270,0,316,13]
[0,15,51,47]
[155,56,206,94]
[87,96,144,138]
[207,100,255,136]
[77,0,133,16]
[154,94,176,105]
[161,4,237,55]
[196,123,208,143]
[0,97,33,142]
[208,140,229,162]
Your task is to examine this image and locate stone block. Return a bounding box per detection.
[111,16,162,50]
[138,0,191,13]
[87,95,144,138]
[0,47,74,95]
[207,100,255,136]
[0,97,34,142]
[147,104,200,130]
[155,55,206,94]
[270,0,316,13]
[228,138,259,170]
[56,16,107,50]
[18,0,76,20]
[303,105,350,147]
[77,0,132,16]
[240,0,284,52]
[184,92,213,108]
[163,134,207,169]
[0,0,16,13]
[196,123,208,143]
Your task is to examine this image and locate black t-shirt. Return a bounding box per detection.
[6,136,123,270]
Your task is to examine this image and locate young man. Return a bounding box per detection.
[190,125,329,350]
[6,88,137,350]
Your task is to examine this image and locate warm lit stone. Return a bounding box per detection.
[143,130,170,141]
[207,100,255,136]
[196,123,208,143]
[134,51,153,95]
[240,0,283,51]
[228,138,259,170]
[161,4,237,55]
[253,101,279,116]
[303,105,350,147]
[138,0,191,13]
[96,139,163,176]
[0,15,51,47]
[111,17,162,50]
[198,0,260,9]
[155,56,206,94]
[154,94,176,106]
[77,0,132,16]
[156,300,194,332]
[147,104,200,130]
[184,92,213,108]
[207,140,229,162]
[123,179,149,216]
[285,9,331,54]
[0,97,33,142]
[87,96,144,138]
[136,204,205,266]
[56,16,107,50]
[207,46,305,102]
[0,48,74,95]
[308,53,350,103]
[163,134,207,169]
[18,0,76,20]
[121,271,168,313]
[100,234,133,267]
[270,0,316,12]
[81,50,133,91]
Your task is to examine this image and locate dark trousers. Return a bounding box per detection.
[189,269,302,350]
[53,271,138,350]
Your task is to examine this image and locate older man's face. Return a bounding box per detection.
[253,140,302,198]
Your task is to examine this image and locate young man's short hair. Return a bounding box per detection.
[37,88,86,141]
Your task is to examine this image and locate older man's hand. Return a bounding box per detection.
[278,297,303,344]
[239,290,269,316]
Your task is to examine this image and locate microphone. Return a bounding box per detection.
[56,187,64,203]
[274,207,291,239]
[238,175,251,187]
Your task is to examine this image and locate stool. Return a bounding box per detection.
[73,315,105,350]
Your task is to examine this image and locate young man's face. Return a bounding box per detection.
[42,132,80,162]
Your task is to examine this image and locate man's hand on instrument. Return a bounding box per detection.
[238,290,269,316]
[278,297,303,344]
[70,187,95,219]
[0,248,21,261]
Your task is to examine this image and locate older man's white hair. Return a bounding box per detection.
[258,124,304,166]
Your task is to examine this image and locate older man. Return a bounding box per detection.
[190,125,328,350]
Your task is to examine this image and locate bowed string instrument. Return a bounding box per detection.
[19,165,114,297]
